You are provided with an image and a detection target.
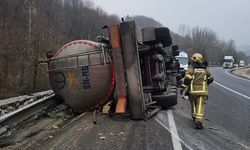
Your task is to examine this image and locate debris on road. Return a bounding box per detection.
[99,136,106,140]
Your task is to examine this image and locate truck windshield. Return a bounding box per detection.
[224,59,233,63]
[177,57,188,65]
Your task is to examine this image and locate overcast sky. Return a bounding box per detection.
[91,0,250,46]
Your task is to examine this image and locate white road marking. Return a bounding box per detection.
[225,70,250,82]
[214,81,250,100]
[167,110,183,150]
[155,111,193,150]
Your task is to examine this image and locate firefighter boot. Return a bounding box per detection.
[195,121,203,129]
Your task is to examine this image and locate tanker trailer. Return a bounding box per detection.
[46,21,178,120]
[47,40,114,112]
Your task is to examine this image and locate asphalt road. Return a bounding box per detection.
[207,67,250,148]
[18,67,249,150]
[166,67,250,150]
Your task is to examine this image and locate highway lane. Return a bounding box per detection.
[209,67,250,98]
[12,67,249,150]
[208,67,250,147]
[155,67,249,150]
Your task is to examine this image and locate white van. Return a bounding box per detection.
[239,60,245,67]
[175,51,188,77]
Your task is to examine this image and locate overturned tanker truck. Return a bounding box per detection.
[46,21,180,120]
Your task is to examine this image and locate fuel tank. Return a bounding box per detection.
[47,40,114,112]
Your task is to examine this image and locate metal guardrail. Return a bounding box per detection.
[0,94,55,123]
[0,93,55,136]
[0,90,53,107]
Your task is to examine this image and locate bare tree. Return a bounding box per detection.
[0,0,119,98]
[175,25,247,65]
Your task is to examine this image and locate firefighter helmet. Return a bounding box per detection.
[191,53,203,62]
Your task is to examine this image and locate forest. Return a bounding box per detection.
[172,25,248,65]
[0,0,119,98]
[0,0,247,99]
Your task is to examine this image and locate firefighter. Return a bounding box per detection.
[180,53,214,129]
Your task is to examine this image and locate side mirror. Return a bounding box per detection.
[172,45,179,56]
[173,50,179,57]
[172,45,179,51]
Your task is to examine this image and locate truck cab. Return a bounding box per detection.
[223,56,234,68]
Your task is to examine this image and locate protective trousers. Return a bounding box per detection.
[189,95,207,123]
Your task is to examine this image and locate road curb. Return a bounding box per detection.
[230,67,250,80]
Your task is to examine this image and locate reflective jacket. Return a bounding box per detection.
[182,62,214,96]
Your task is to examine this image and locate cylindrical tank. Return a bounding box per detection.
[47,40,114,112]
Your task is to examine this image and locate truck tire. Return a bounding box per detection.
[152,92,177,109]
[155,27,172,47]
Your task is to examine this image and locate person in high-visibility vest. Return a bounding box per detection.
[180,53,214,129]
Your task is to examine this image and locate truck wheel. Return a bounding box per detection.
[155,27,172,47]
[152,92,177,109]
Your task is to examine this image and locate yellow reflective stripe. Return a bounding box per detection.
[190,75,194,91]
[192,100,196,114]
[196,115,203,119]
[196,113,204,119]
[207,76,212,79]
[185,74,192,79]
[203,75,206,91]
[196,113,203,116]
[198,97,202,114]
[190,91,207,93]
[194,68,205,73]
